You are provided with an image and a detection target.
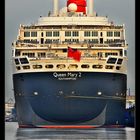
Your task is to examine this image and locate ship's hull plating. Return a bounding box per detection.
[13,72,126,127]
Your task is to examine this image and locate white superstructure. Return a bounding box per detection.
[12,0,128,75]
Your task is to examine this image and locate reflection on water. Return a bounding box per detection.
[5,122,135,140]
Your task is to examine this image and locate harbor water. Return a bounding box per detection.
[5,122,135,140]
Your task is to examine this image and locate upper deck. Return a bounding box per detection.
[37,16,110,26]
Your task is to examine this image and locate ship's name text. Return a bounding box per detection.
[53,72,82,80]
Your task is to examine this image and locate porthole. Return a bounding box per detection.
[81,64,90,68]
[33,65,42,69]
[105,65,114,69]
[92,65,103,69]
[56,64,66,69]
[16,66,21,70]
[45,64,54,68]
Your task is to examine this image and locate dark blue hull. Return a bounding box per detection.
[13,72,127,127]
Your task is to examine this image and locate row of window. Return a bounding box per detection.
[24,31,121,37]
[16,64,121,71]
[16,52,120,58]
[22,39,124,45]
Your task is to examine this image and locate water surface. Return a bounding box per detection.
[5,122,135,140]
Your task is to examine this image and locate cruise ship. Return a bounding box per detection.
[12,0,128,128]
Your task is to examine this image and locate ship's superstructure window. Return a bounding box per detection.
[68,64,78,69]
[117,59,123,64]
[92,31,98,36]
[65,31,71,36]
[38,52,46,58]
[65,39,71,42]
[100,38,103,44]
[53,31,59,37]
[16,66,21,70]
[63,49,67,52]
[72,39,79,43]
[19,58,29,64]
[41,32,44,37]
[31,39,38,44]
[124,50,127,56]
[105,65,114,69]
[14,59,20,65]
[46,31,52,36]
[81,64,90,68]
[107,58,117,64]
[92,65,103,69]
[24,39,30,43]
[92,39,98,43]
[45,64,54,68]
[107,39,114,43]
[15,50,20,56]
[22,66,30,69]
[45,39,52,43]
[116,66,121,70]
[53,39,59,43]
[84,31,90,36]
[33,65,42,69]
[31,32,37,37]
[22,53,35,58]
[105,53,118,57]
[100,32,103,37]
[114,39,120,43]
[107,31,113,37]
[120,50,123,56]
[72,31,79,36]
[24,32,30,37]
[57,64,66,69]
[114,31,120,37]
[98,52,103,58]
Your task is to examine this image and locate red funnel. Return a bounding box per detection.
[67,0,87,14]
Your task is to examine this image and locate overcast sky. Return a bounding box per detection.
[5,0,135,101]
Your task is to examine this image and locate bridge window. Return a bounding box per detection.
[19,58,29,64]
[107,58,117,64]
[117,59,123,64]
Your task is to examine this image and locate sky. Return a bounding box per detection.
[5,0,135,101]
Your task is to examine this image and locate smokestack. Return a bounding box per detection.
[53,0,59,16]
[88,0,94,16]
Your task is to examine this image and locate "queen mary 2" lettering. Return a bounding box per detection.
[53,72,82,80]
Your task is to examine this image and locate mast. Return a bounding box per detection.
[88,0,94,16]
[53,0,59,16]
